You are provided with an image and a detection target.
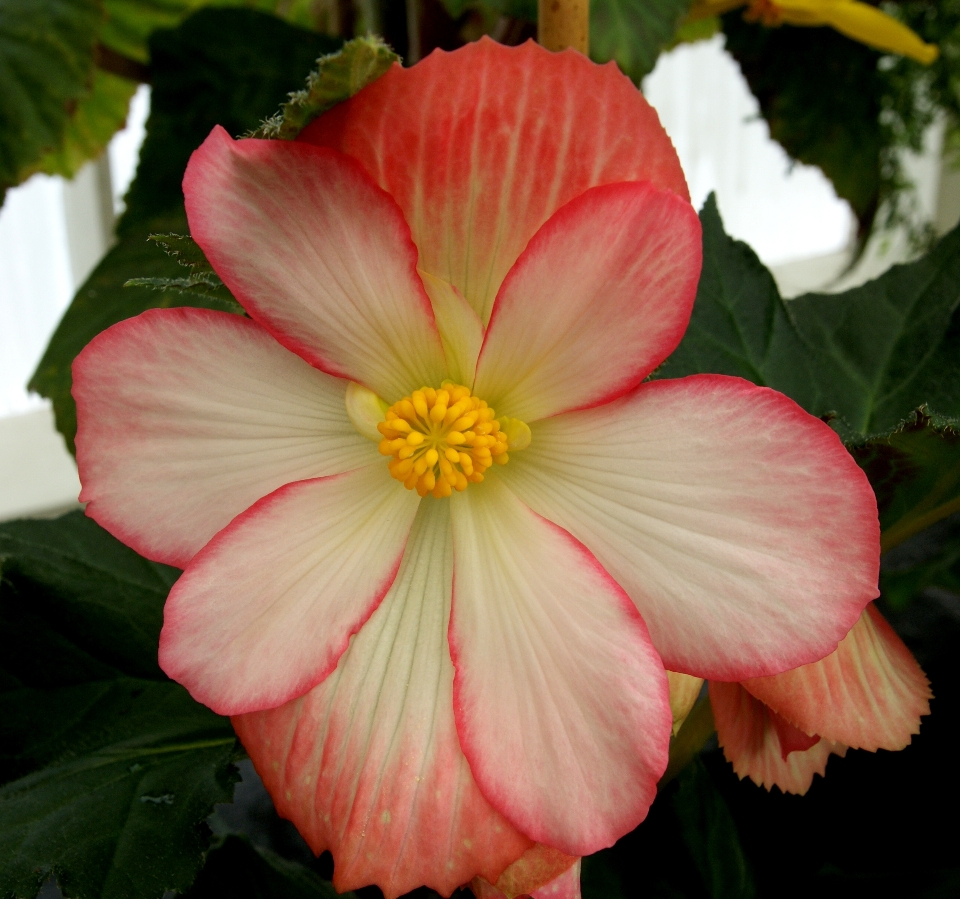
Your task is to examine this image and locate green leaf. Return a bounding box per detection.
[672,759,756,899]
[0,510,177,683]
[100,0,328,64]
[662,195,960,438]
[119,7,340,233]
[34,69,139,180]
[880,507,960,611]
[32,8,339,452]
[251,35,398,140]
[0,512,238,899]
[125,233,235,300]
[0,0,104,200]
[182,835,347,899]
[849,409,960,553]
[590,0,693,83]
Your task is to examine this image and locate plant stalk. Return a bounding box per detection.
[537,0,589,53]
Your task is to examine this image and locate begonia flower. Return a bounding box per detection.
[686,0,938,64]
[711,602,931,794]
[72,38,881,898]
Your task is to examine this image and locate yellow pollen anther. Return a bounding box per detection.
[381,382,525,498]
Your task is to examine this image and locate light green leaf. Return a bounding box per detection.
[34,68,138,180]
[590,0,694,83]
[0,511,238,899]
[662,194,960,439]
[252,35,398,140]
[0,0,103,200]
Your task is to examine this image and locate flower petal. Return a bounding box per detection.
[741,603,931,751]
[232,500,531,898]
[472,852,581,899]
[473,182,701,421]
[419,269,484,387]
[448,475,671,856]
[74,307,373,568]
[159,465,419,715]
[710,681,846,795]
[301,38,689,324]
[183,126,447,400]
[500,375,880,680]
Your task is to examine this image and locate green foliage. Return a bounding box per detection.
[119,8,340,232]
[252,36,398,140]
[720,12,937,241]
[850,409,960,550]
[590,0,694,83]
[0,512,238,899]
[125,233,238,301]
[100,0,329,64]
[35,69,139,180]
[673,759,756,899]
[664,195,960,438]
[0,0,104,201]
[182,835,347,899]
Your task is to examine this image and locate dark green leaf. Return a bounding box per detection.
[849,409,960,552]
[662,195,960,438]
[126,234,234,299]
[0,512,237,899]
[581,849,626,899]
[119,8,341,233]
[252,36,398,140]
[880,509,960,610]
[590,0,693,83]
[0,510,177,682]
[100,0,325,64]
[34,68,138,180]
[182,835,346,899]
[0,0,103,200]
[673,759,756,899]
[0,681,237,899]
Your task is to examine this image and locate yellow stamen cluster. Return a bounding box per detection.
[378,383,511,498]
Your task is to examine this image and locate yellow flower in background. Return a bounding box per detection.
[688,0,939,64]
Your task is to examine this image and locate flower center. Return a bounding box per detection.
[378,382,515,498]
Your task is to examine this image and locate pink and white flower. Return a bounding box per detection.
[72,39,881,898]
[711,602,931,795]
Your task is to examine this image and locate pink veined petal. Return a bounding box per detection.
[183,126,448,401]
[499,375,880,680]
[301,38,689,324]
[473,181,701,422]
[448,474,671,856]
[419,269,484,387]
[471,852,581,899]
[159,464,419,715]
[500,375,880,680]
[73,307,374,568]
[232,500,531,898]
[741,603,932,751]
[710,681,847,796]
